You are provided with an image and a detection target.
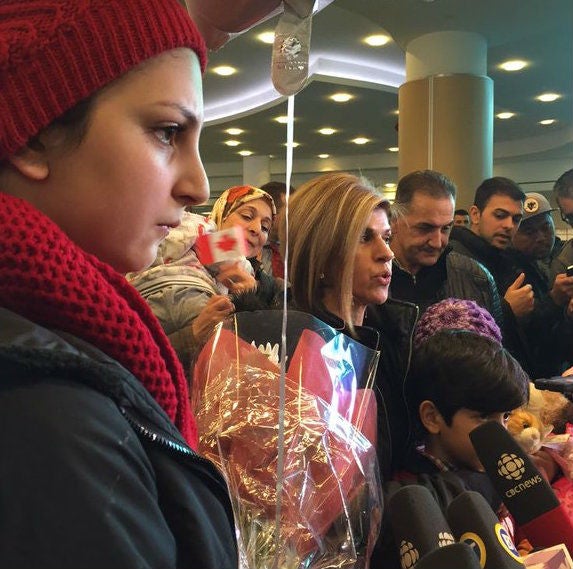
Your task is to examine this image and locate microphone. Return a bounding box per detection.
[388,485,455,566]
[470,420,573,552]
[446,491,523,568]
[414,542,482,569]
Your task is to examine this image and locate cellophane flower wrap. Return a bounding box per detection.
[192,310,383,569]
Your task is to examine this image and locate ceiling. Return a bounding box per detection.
[199,0,573,169]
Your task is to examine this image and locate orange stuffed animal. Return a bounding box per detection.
[507,408,553,454]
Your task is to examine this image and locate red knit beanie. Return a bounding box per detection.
[0,0,207,160]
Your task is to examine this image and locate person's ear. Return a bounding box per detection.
[419,400,443,435]
[7,143,49,181]
[469,205,481,226]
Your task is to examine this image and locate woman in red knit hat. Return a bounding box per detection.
[0,0,237,567]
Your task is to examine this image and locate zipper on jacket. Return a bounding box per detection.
[119,406,214,469]
[402,304,420,450]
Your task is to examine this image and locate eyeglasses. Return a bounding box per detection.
[560,210,573,227]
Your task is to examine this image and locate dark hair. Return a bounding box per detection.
[407,329,529,442]
[454,208,469,216]
[259,181,296,206]
[473,177,525,211]
[395,170,457,207]
[28,95,96,154]
[554,169,573,200]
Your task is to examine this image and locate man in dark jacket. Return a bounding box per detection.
[507,192,573,375]
[385,170,503,325]
[450,178,573,377]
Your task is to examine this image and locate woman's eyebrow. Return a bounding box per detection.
[153,101,201,125]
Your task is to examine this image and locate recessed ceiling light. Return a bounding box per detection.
[225,128,244,136]
[384,183,396,188]
[223,140,241,147]
[238,150,253,156]
[499,59,528,72]
[212,65,237,76]
[274,115,289,124]
[330,93,354,103]
[318,154,330,159]
[363,34,390,47]
[352,137,370,145]
[536,92,561,102]
[387,146,399,152]
[496,112,515,119]
[318,127,337,135]
[539,119,557,125]
[257,31,275,44]
[283,142,300,147]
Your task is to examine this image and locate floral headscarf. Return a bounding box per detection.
[209,185,276,229]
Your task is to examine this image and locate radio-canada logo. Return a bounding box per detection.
[438,532,455,547]
[497,453,525,481]
[399,540,419,569]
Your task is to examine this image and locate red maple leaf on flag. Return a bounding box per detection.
[216,234,238,252]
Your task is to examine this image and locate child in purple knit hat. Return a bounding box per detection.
[413,297,502,349]
[386,298,532,559]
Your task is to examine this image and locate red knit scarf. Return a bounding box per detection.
[0,193,197,448]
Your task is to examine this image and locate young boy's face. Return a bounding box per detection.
[434,408,511,471]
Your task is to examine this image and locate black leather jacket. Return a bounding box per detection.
[390,245,503,326]
[0,307,237,569]
[314,299,419,479]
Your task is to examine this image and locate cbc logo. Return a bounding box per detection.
[438,532,455,547]
[399,540,419,569]
[497,453,525,481]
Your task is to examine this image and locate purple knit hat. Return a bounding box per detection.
[414,298,502,349]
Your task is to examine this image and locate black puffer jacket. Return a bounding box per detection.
[0,307,237,569]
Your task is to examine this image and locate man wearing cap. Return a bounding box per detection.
[511,192,561,287]
[507,192,573,375]
[449,177,573,377]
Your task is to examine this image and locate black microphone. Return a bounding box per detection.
[388,484,455,567]
[470,420,573,552]
[414,542,482,569]
[447,491,523,568]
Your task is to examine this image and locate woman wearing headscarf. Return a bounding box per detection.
[129,185,280,376]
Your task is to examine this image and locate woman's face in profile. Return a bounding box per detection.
[351,208,394,311]
[19,48,209,274]
[221,198,273,258]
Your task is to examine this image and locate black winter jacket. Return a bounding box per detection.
[449,226,573,377]
[389,246,503,326]
[0,307,238,569]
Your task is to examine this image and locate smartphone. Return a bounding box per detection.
[567,264,573,277]
[534,376,573,394]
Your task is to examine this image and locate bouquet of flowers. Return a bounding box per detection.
[192,310,382,569]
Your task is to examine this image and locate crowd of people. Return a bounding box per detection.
[1,0,572,567]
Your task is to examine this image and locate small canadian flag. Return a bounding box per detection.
[194,226,247,265]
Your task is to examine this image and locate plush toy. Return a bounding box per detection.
[527,383,573,434]
[507,408,553,454]
[507,384,573,479]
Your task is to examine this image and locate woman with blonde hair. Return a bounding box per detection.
[283,172,419,565]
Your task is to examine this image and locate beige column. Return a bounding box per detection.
[398,31,493,208]
[242,155,271,188]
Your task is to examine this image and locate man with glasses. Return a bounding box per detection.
[551,168,573,280]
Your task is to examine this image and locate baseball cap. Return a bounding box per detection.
[522,192,557,220]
